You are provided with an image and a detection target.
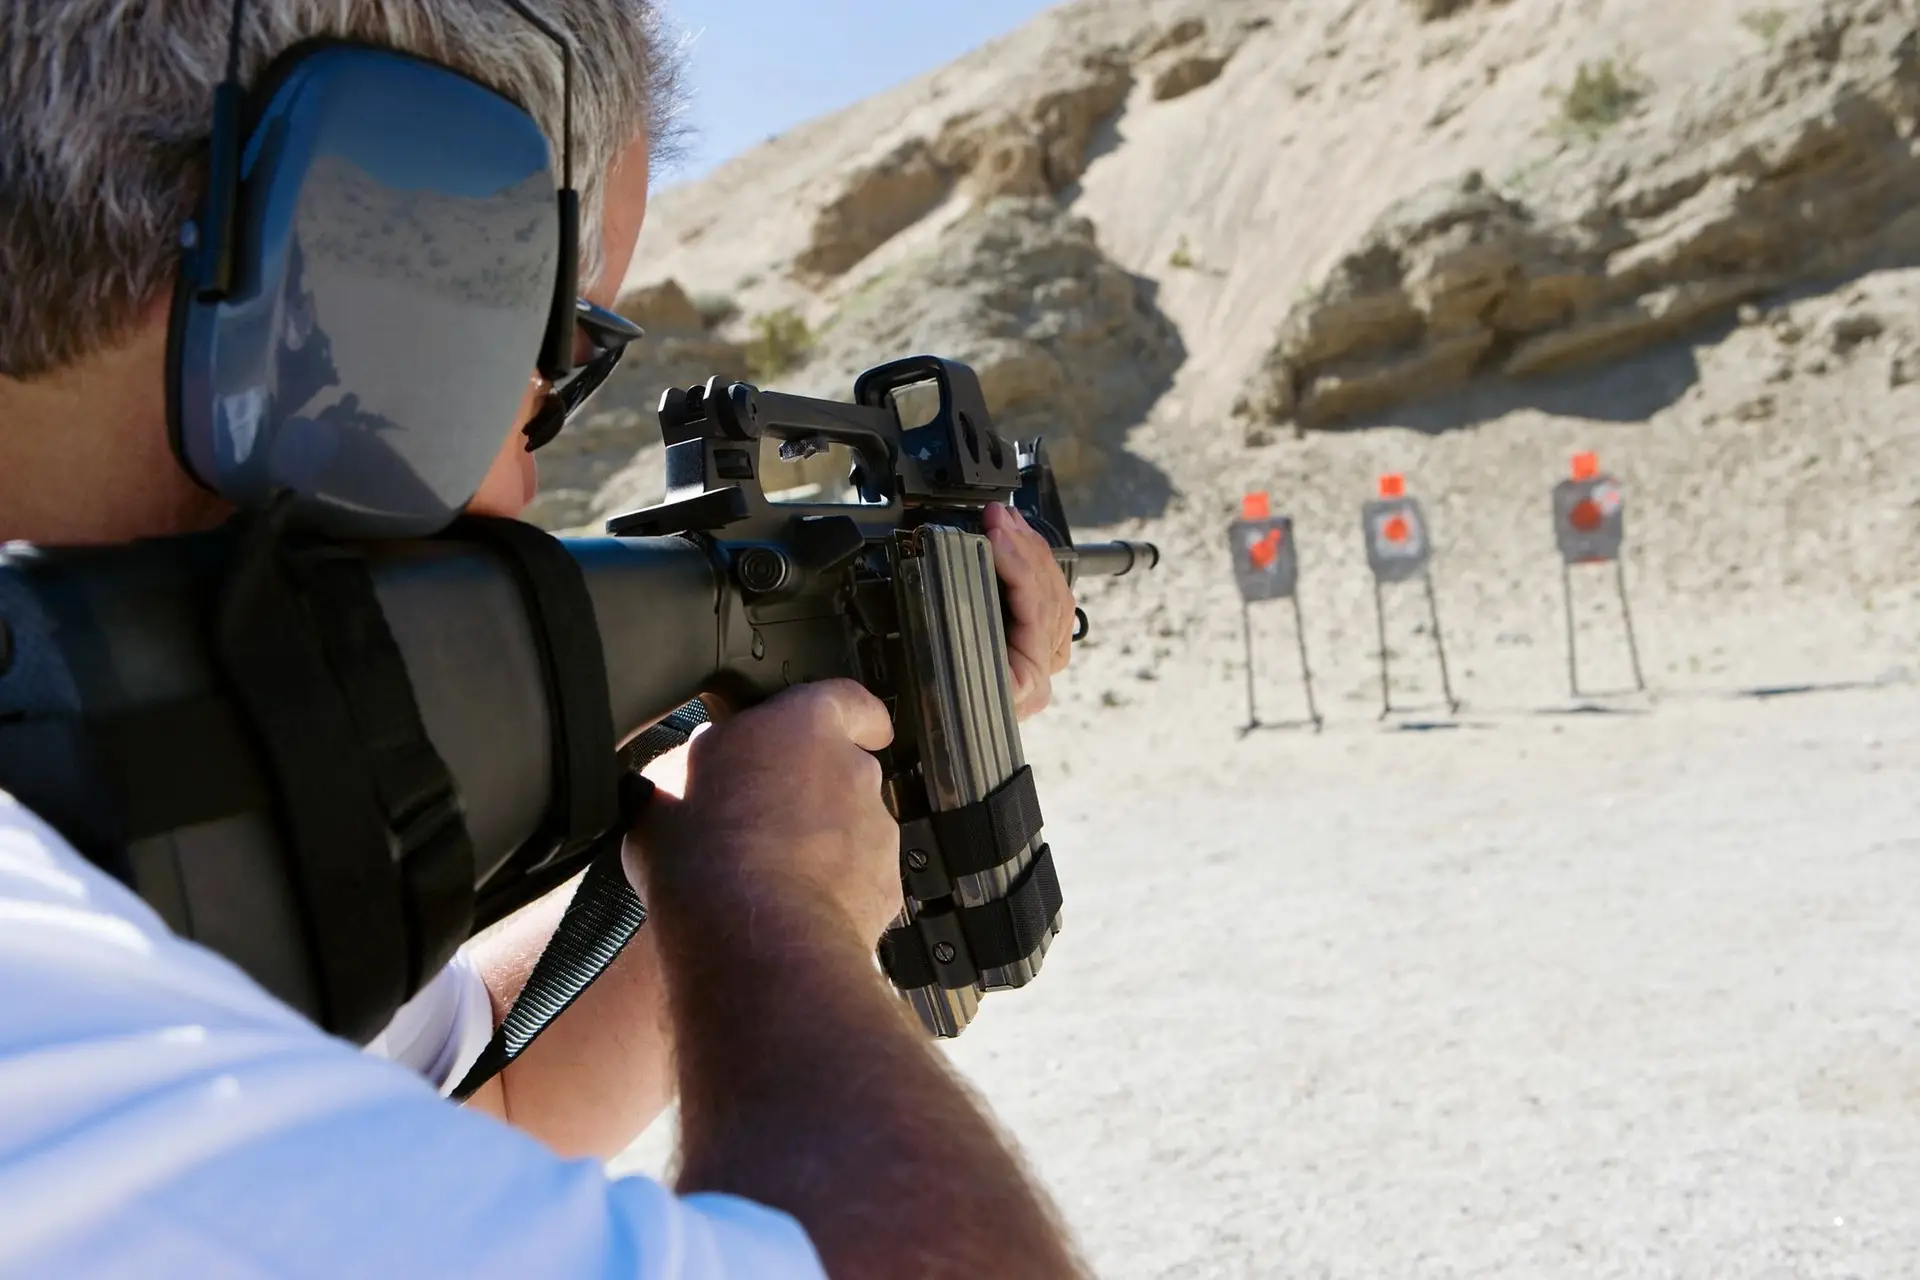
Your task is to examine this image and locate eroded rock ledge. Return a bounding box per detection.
[1238,4,1920,428]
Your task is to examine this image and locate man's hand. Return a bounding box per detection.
[630,679,902,948]
[984,502,1076,720]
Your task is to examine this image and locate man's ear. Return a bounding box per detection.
[588,132,653,308]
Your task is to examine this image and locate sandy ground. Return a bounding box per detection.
[616,674,1920,1278]
[981,681,1920,1279]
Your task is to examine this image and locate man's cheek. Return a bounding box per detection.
[465,430,537,518]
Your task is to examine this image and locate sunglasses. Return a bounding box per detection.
[522,298,646,452]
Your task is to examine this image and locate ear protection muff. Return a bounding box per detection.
[168,8,583,539]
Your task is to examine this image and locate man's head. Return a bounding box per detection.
[0,0,681,542]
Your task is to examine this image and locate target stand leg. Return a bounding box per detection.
[1239,601,1260,735]
[1562,560,1582,700]
[1614,557,1648,693]
[1423,570,1461,715]
[1290,595,1324,732]
[1373,578,1392,720]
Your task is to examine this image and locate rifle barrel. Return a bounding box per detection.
[1068,540,1159,578]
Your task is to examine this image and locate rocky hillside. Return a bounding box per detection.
[532,0,1919,725]
[537,0,1917,527]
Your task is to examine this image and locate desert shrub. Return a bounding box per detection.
[1739,7,1787,42]
[1554,58,1646,134]
[745,308,814,380]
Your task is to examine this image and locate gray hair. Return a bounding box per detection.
[0,1,686,378]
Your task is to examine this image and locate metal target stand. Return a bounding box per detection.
[1554,456,1648,699]
[1363,477,1460,721]
[1229,498,1322,736]
[1562,558,1647,699]
[1370,567,1460,720]
[1239,594,1323,736]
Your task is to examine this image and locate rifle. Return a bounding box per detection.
[0,356,1157,1060]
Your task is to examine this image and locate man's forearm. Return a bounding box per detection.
[465,882,676,1160]
[655,880,1086,1280]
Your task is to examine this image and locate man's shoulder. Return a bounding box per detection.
[0,792,825,1280]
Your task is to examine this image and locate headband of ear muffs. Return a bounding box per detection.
[167,42,565,538]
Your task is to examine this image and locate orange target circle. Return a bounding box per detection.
[1250,529,1282,569]
[1383,515,1410,544]
[1570,499,1603,532]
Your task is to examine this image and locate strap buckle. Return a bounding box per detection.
[389,785,466,865]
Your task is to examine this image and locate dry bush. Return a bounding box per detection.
[1554,58,1647,134]
[745,308,815,381]
[1739,7,1788,43]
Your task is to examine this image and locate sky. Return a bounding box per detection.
[654,0,1063,187]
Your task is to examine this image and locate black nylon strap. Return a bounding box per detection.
[450,775,652,1102]
[960,844,1062,971]
[619,699,711,773]
[442,517,619,871]
[928,765,1044,878]
[213,515,409,1044]
[300,552,475,993]
[879,845,1063,992]
[450,701,710,1102]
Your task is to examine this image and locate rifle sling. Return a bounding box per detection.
[451,699,710,1103]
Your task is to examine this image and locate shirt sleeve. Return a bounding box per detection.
[362,945,496,1095]
[0,791,827,1280]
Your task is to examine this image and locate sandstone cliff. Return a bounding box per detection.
[564,0,1918,531]
[1237,2,1920,429]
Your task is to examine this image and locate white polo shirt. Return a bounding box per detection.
[0,791,826,1279]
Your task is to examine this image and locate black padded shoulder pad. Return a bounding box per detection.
[441,518,620,911]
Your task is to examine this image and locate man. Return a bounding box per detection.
[0,2,1088,1277]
